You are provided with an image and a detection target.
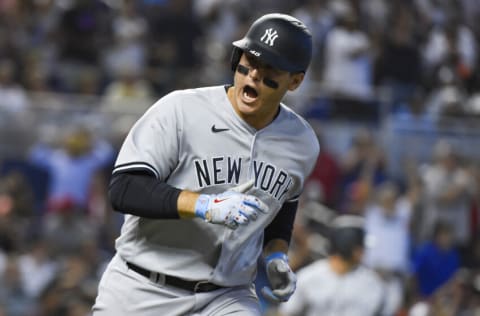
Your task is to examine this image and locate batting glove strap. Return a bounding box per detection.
[265,252,289,264]
[194,194,210,219]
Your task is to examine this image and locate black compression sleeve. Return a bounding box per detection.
[108,171,182,219]
[263,200,298,246]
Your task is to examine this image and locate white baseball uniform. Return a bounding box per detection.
[279,259,385,316]
[93,85,319,315]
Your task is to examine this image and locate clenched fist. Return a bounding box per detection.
[262,252,297,303]
[194,180,269,229]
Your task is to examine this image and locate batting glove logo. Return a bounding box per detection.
[194,180,269,229]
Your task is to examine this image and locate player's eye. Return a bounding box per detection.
[262,77,279,89]
[236,64,279,89]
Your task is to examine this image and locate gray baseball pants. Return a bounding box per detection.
[92,254,262,316]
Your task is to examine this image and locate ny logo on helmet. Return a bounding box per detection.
[260,28,279,46]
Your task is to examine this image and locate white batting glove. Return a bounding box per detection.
[261,252,297,303]
[194,180,269,229]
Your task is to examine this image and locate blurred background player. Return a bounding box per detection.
[278,215,385,316]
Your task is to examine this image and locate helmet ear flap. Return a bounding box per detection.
[230,47,243,72]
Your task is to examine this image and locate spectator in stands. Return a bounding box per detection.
[363,181,416,315]
[461,0,480,35]
[144,0,201,93]
[193,0,244,86]
[102,64,154,111]
[339,128,387,214]
[0,171,34,217]
[0,59,29,114]
[374,4,421,112]
[0,177,27,254]
[289,0,336,114]
[22,0,62,85]
[407,267,480,316]
[422,12,477,89]
[77,68,103,96]
[0,1,30,65]
[305,121,341,209]
[424,65,469,119]
[278,215,385,316]
[364,182,414,274]
[36,253,98,316]
[0,255,34,316]
[22,65,50,94]
[410,220,460,299]
[104,0,148,81]
[18,238,58,300]
[413,0,456,30]
[55,0,113,93]
[419,139,476,250]
[321,0,375,121]
[43,203,98,257]
[28,125,114,213]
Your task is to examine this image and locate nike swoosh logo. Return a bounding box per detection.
[213,198,229,203]
[211,125,230,133]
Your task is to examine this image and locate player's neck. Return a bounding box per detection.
[226,86,280,130]
[328,256,355,275]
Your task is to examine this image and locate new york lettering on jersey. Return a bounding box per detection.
[194,157,293,202]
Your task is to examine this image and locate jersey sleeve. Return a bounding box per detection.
[113,92,182,181]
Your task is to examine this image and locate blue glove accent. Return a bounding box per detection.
[262,251,296,304]
[194,194,210,219]
[265,252,288,264]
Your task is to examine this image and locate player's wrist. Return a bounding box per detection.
[194,194,211,220]
[265,251,289,264]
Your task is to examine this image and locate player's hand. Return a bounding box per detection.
[261,252,297,303]
[194,180,268,229]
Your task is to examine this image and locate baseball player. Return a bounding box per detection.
[92,13,319,316]
[278,215,386,316]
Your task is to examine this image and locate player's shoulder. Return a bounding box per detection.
[151,85,225,109]
[144,86,222,117]
[296,259,330,279]
[354,266,386,305]
[278,105,319,151]
[164,85,224,101]
[279,105,317,134]
[354,265,383,285]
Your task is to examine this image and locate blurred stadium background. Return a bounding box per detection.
[0,0,480,315]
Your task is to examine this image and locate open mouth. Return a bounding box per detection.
[243,85,258,102]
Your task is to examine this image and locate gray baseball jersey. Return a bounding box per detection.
[113,85,319,286]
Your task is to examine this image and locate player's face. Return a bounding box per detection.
[228,53,304,129]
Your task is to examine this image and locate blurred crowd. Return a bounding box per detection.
[0,0,480,315]
[269,128,480,316]
[0,0,480,119]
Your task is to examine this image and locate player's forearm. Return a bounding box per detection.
[109,171,182,219]
[263,200,298,248]
[263,238,289,257]
[177,190,200,218]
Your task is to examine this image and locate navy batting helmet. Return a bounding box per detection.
[328,215,365,261]
[231,13,312,73]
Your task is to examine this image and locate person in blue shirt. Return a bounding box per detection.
[29,126,114,213]
[411,220,460,298]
